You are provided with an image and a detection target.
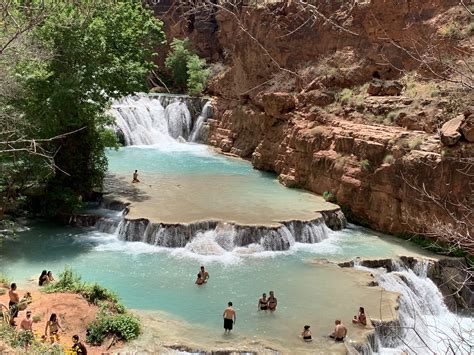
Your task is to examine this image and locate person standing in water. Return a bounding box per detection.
[223,302,236,333]
[258,293,268,311]
[198,266,209,283]
[132,170,140,183]
[301,325,312,342]
[195,273,204,285]
[267,291,277,311]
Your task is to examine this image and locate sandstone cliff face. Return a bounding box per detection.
[162,0,473,237]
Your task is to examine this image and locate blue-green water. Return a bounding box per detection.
[0,145,436,352]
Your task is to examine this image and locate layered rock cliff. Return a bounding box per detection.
[158,0,473,241]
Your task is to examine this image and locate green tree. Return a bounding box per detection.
[187,55,210,96]
[165,38,209,95]
[10,1,165,215]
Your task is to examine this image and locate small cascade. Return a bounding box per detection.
[95,216,332,253]
[108,93,211,146]
[372,259,473,354]
[165,101,192,139]
[190,101,212,142]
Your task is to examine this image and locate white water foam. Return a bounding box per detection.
[354,260,474,354]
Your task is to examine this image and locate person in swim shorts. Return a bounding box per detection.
[223,302,236,334]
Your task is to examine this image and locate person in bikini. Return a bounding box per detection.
[301,325,312,342]
[44,313,63,344]
[329,319,347,341]
[258,293,268,311]
[352,306,367,326]
[267,291,277,311]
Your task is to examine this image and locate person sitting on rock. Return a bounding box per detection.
[329,319,347,341]
[352,306,367,326]
[132,170,140,183]
[47,271,55,283]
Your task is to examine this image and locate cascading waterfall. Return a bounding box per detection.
[95,215,332,253]
[190,101,212,142]
[108,93,211,145]
[365,260,474,354]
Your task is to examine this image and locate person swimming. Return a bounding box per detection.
[301,325,312,342]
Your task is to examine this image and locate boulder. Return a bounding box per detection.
[367,79,403,96]
[257,92,296,117]
[149,86,168,94]
[440,115,463,146]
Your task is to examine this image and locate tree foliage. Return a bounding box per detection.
[1,1,165,216]
[165,38,209,95]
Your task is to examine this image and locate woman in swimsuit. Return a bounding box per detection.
[267,291,277,311]
[39,270,48,286]
[44,313,63,344]
[352,306,367,326]
[258,293,268,311]
[301,325,312,342]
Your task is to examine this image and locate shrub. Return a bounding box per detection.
[165,38,209,95]
[359,159,371,170]
[322,191,336,203]
[87,313,141,345]
[0,273,10,286]
[187,55,210,96]
[32,315,41,323]
[408,136,424,150]
[383,154,395,164]
[386,111,400,123]
[438,22,463,39]
[337,88,353,104]
[45,266,118,305]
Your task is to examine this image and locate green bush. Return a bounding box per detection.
[165,38,209,95]
[45,266,118,305]
[0,273,11,286]
[359,159,371,171]
[322,191,336,203]
[187,55,210,96]
[87,313,141,345]
[337,88,353,104]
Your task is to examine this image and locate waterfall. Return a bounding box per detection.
[190,101,212,142]
[95,216,332,253]
[108,93,211,146]
[371,260,474,354]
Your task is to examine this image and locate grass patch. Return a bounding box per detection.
[32,315,41,323]
[396,232,468,257]
[336,88,353,105]
[0,273,10,287]
[408,136,424,150]
[438,22,463,39]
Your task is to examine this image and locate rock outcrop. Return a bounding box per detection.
[160,0,473,238]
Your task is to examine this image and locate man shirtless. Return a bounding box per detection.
[20,310,33,331]
[223,302,236,334]
[329,319,347,341]
[199,266,209,283]
[8,283,20,326]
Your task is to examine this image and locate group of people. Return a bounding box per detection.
[38,270,55,286]
[257,291,277,311]
[300,307,367,343]
[2,281,88,353]
[195,265,367,343]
